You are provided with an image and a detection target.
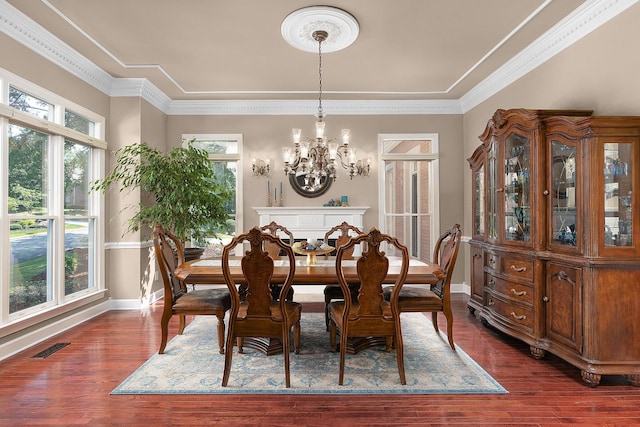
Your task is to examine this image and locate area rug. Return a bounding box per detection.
[111,313,507,395]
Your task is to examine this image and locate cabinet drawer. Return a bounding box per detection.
[499,257,534,280]
[487,276,533,305]
[486,294,534,331]
[485,253,499,271]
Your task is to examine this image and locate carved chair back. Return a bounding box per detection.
[260,221,294,258]
[324,221,362,259]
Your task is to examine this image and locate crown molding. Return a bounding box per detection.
[166,99,462,116]
[110,78,172,112]
[1,0,637,116]
[460,0,640,113]
[0,0,113,95]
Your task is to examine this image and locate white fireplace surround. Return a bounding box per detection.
[254,206,369,242]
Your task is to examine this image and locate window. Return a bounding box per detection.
[65,110,96,136]
[182,134,243,249]
[1,69,105,332]
[63,141,96,296]
[378,134,439,261]
[9,86,53,120]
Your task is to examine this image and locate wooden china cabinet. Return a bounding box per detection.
[468,108,640,387]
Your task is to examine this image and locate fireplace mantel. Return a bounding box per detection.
[253,206,369,241]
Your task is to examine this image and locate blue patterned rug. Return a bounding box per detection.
[112,313,507,394]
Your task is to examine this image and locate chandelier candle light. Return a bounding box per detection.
[281,8,370,193]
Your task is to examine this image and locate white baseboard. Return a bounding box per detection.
[452,282,470,295]
[109,289,164,310]
[0,301,110,362]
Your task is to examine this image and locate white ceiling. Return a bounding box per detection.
[1,0,635,113]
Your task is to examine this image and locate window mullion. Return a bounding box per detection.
[0,117,8,322]
[51,135,65,304]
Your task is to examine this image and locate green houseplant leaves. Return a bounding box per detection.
[91,140,232,246]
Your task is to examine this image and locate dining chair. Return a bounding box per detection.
[322,221,363,329]
[328,227,409,385]
[383,223,462,349]
[221,226,301,388]
[152,223,231,355]
[260,221,295,301]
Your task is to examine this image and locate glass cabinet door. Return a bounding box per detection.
[473,164,485,236]
[603,142,633,247]
[503,133,531,242]
[487,139,498,240]
[550,139,579,250]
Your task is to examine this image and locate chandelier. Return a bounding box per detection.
[281,13,370,192]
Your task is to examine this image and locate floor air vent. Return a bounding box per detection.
[31,343,70,358]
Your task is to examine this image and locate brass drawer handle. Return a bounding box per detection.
[510,288,527,297]
[510,265,527,273]
[511,312,527,321]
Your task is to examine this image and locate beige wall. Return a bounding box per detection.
[461,4,640,284]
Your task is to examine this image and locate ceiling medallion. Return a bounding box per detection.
[281,6,359,53]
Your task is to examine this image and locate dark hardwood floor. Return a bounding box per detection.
[1,294,639,426]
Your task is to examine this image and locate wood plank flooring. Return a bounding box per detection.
[1,294,639,426]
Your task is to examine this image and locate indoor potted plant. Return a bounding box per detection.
[91,139,232,258]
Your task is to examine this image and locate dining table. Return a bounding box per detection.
[175,255,445,355]
[175,256,444,286]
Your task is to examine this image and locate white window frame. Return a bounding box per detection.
[378,133,440,258]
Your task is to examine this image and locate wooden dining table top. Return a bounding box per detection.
[175,256,445,285]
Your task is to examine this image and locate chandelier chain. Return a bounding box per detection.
[317,35,323,117]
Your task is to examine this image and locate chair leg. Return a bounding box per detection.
[216,313,226,354]
[221,325,235,387]
[178,314,187,335]
[443,308,455,350]
[394,329,407,385]
[431,311,439,332]
[158,312,172,354]
[324,292,333,331]
[329,318,337,352]
[282,326,291,388]
[237,337,244,354]
[294,320,301,354]
[338,327,348,385]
